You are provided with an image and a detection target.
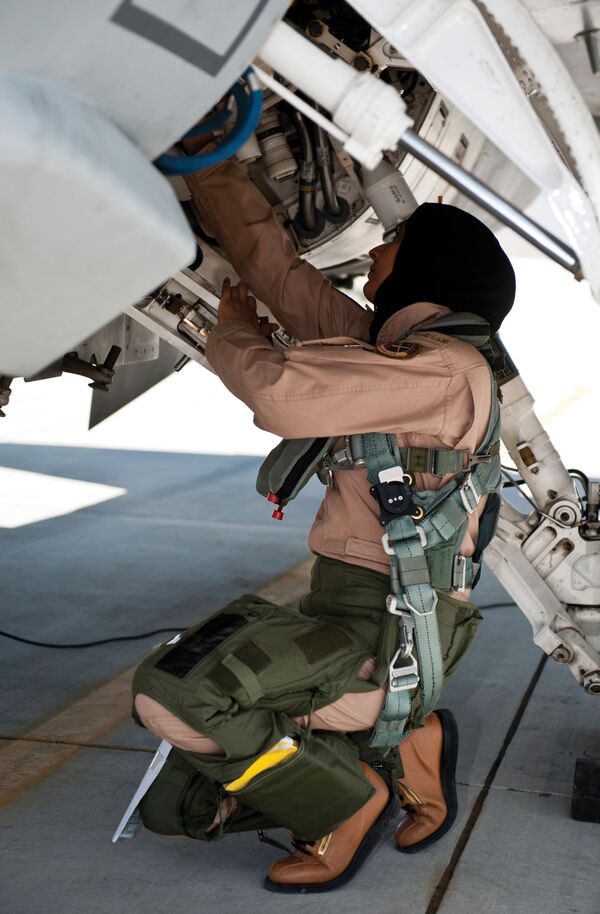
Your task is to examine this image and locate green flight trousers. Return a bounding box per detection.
[132,556,482,841]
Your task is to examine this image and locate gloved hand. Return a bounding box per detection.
[218,277,279,339]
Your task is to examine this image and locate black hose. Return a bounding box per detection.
[291,110,317,232]
[314,122,341,217]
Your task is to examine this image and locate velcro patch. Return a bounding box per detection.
[234,640,271,675]
[294,625,353,664]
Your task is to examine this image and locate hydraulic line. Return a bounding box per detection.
[291,110,318,232]
[314,120,341,217]
[183,107,232,137]
[155,69,262,176]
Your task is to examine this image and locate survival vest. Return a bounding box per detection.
[257,313,503,749]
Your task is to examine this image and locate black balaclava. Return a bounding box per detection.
[370,203,516,344]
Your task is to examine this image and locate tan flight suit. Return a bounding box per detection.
[134,156,492,758]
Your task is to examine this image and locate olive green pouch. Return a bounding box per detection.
[256,436,335,506]
[139,749,276,840]
[139,750,213,838]
[226,731,374,840]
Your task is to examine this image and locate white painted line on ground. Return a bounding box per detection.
[0,467,126,528]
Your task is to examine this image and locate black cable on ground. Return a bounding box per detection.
[0,601,516,649]
[0,627,187,649]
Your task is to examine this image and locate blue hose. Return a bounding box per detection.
[183,107,232,137]
[155,69,262,175]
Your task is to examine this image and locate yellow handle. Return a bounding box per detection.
[224,738,298,792]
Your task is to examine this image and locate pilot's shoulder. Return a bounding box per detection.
[410,330,489,372]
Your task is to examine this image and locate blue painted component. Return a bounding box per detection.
[155,69,262,175]
[183,107,232,137]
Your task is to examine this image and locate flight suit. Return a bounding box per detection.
[131,156,491,839]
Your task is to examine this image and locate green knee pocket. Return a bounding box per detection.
[133,593,369,734]
[139,749,277,840]
[226,732,374,841]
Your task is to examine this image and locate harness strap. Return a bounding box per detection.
[360,435,445,749]
[399,446,470,476]
[361,389,501,748]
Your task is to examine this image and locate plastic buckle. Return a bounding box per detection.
[453,555,468,592]
[460,475,481,514]
[378,465,408,484]
[389,650,419,693]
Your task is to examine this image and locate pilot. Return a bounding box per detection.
[131,147,515,892]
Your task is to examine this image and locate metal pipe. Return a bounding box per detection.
[314,122,342,217]
[399,130,580,275]
[292,111,317,232]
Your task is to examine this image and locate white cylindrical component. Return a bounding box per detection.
[260,20,412,169]
[256,108,297,180]
[260,21,357,115]
[362,159,418,236]
[500,374,580,519]
[235,132,261,165]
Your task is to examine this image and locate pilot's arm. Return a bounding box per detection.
[206,281,451,440]
[184,158,371,343]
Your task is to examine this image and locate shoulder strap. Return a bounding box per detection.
[407,311,492,348]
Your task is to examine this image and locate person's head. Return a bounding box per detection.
[363,203,516,343]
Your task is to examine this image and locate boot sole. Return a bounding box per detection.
[264,790,398,894]
[396,708,459,854]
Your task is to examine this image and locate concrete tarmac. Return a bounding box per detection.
[1,443,599,914]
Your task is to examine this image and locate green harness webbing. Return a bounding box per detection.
[354,396,501,748]
[257,313,503,749]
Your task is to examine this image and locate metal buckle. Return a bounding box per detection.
[466,451,493,469]
[329,437,365,470]
[317,465,334,488]
[388,650,419,692]
[453,555,468,592]
[385,587,437,618]
[403,590,438,617]
[381,527,427,559]
[386,593,403,615]
[381,532,396,556]
[460,475,481,513]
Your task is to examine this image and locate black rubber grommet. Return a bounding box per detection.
[324,196,350,225]
[293,207,326,240]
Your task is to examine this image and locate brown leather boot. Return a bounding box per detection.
[395,709,458,853]
[265,761,396,893]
